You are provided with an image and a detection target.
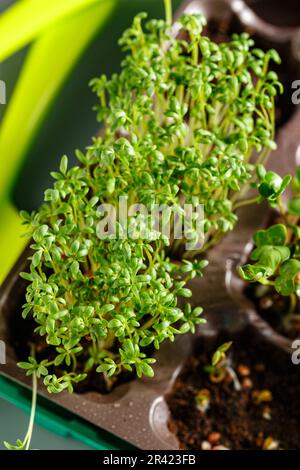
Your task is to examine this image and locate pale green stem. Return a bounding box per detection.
[233,196,260,211]
[289,293,297,316]
[164,0,172,26]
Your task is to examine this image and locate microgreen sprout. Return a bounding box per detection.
[195,388,210,413]
[90,3,282,257]
[240,167,300,331]
[211,341,233,368]
[204,341,241,391]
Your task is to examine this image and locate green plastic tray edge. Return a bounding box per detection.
[0,374,133,450]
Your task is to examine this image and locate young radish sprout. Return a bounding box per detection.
[195,342,236,413]
[6,0,283,449]
[240,167,300,332]
[203,341,241,392]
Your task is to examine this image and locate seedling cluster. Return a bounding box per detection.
[2,0,287,452]
[17,5,282,394]
[240,167,300,331]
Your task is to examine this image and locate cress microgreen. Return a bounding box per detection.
[6,0,285,451]
[17,0,281,395]
[89,9,282,256]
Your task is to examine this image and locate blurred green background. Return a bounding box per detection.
[0,0,181,283]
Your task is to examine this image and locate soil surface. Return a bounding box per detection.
[166,328,300,450]
[247,283,300,340]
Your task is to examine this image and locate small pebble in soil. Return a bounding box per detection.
[256,433,264,448]
[201,441,212,450]
[262,406,272,421]
[254,363,266,372]
[207,432,221,445]
[195,388,210,413]
[212,445,230,450]
[259,297,273,310]
[237,364,251,377]
[262,436,279,450]
[252,389,273,404]
[242,377,253,389]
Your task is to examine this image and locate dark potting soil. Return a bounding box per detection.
[246,283,300,340]
[166,328,300,450]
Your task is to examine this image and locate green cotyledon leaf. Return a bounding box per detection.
[275,259,300,296]
[253,224,287,247]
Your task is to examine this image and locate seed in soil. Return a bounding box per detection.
[262,436,280,450]
[166,329,300,450]
[207,432,221,445]
[237,364,251,376]
[252,390,273,404]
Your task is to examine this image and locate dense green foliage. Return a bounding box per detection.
[90,12,282,254]
[240,168,300,328]
[18,10,281,392]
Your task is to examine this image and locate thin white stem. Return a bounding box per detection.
[24,371,37,450]
[227,365,241,392]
